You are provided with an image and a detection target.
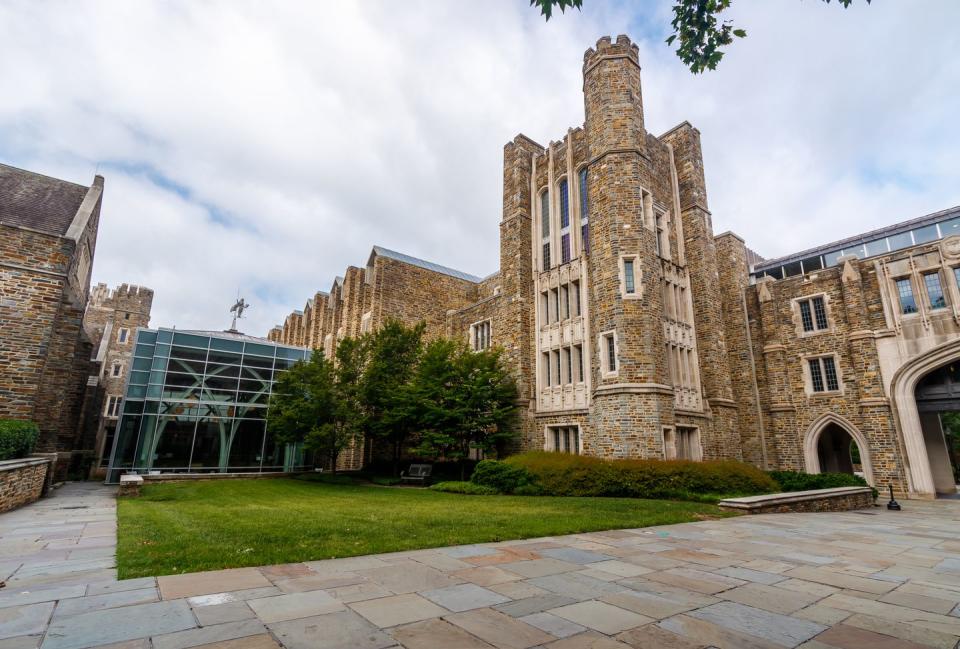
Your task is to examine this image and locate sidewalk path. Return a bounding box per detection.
[1,483,959,649]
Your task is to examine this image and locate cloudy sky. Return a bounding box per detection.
[1,1,957,335]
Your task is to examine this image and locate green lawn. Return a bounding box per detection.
[117,478,730,578]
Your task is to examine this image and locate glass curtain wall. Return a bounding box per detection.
[106,329,311,483]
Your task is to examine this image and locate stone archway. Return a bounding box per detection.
[890,338,960,497]
[803,413,874,486]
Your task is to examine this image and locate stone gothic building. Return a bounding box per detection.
[82,282,154,477]
[1,163,154,478]
[271,35,958,498]
[0,163,103,466]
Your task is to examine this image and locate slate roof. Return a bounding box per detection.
[0,163,90,236]
[371,245,484,283]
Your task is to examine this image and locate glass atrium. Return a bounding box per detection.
[105,328,311,483]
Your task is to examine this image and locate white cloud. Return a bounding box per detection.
[0,0,957,334]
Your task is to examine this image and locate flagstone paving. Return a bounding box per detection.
[1,484,960,648]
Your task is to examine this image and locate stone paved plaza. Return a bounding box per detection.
[1,485,959,649]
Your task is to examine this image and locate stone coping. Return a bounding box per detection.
[140,471,304,482]
[0,456,52,473]
[718,486,873,510]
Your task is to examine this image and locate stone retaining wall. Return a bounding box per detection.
[719,486,875,514]
[0,457,51,513]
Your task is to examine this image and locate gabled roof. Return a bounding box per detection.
[0,163,91,236]
[369,245,483,283]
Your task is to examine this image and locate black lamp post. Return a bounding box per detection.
[886,485,901,511]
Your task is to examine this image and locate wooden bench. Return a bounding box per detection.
[400,464,432,486]
[718,486,874,514]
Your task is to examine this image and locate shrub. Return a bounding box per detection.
[512,483,544,496]
[429,481,498,495]
[471,460,536,494]
[503,452,778,500]
[768,470,869,492]
[0,420,38,461]
[295,472,357,485]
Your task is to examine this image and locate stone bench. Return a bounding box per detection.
[118,474,144,497]
[718,486,874,514]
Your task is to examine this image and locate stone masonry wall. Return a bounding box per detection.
[0,225,75,424]
[0,459,50,514]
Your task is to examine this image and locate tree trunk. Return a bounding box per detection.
[393,439,401,477]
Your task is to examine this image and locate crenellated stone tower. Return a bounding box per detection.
[82,282,154,475]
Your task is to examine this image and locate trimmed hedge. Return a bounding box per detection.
[500,452,778,500]
[429,481,498,495]
[768,470,869,492]
[0,420,38,461]
[471,460,536,494]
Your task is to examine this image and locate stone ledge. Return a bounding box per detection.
[718,486,874,514]
[140,471,304,482]
[118,474,143,497]
[0,457,51,473]
[0,456,51,513]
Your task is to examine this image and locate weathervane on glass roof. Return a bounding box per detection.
[229,296,250,332]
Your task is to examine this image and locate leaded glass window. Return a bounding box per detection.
[797,296,829,332]
[579,167,589,255]
[924,272,946,309]
[822,356,839,391]
[808,358,825,392]
[624,259,636,294]
[809,356,840,393]
[799,300,813,332]
[813,296,828,329]
[605,334,617,372]
[896,278,918,314]
[540,191,550,238]
[559,179,569,229]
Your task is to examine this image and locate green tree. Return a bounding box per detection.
[268,352,336,469]
[411,340,519,479]
[530,0,869,74]
[322,336,370,473]
[362,319,426,475]
[268,339,369,474]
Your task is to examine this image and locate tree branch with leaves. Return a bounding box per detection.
[530,0,869,73]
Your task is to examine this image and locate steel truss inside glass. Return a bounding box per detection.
[105,328,311,483]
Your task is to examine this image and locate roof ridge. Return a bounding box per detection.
[371,245,484,283]
[0,162,89,190]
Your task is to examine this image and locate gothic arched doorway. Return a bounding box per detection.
[816,424,857,474]
[913,363,960,496]
[803,414,874,485]
[890,339,960,497]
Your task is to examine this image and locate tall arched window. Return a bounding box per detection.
[578,167,589,255]
[559,179,571,264]
[540,190,551,271]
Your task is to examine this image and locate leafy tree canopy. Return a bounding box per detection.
[530,0,869,73]
[411,339,519,478]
